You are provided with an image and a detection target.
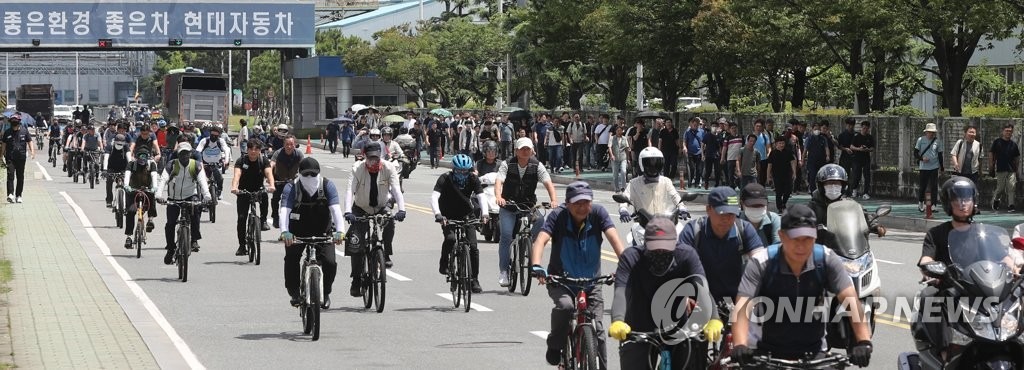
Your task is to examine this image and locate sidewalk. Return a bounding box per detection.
[0,178,158,368]
[420,156,1022,232]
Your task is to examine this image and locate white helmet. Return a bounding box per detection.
[638,147,665,178]
[369,128,382,142]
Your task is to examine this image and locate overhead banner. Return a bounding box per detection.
[0,1,314,48]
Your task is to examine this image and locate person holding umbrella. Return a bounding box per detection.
[1,115,36,203]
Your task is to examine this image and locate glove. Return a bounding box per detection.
[344,212,356,223]
[124,185,133,193]
[332,231,344,244]
[703,319,724,343]
[732,345,754,366]
[156,197,167,204]
[530,264,547,278]
[619,209,632,223]
[281,231,294,244]
[394,210,407,222]
[434,214,446,223]
[849,340,872,367]
[608,321,631,341]
[678,209,691,221]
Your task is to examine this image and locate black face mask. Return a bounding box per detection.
[178,151,191,163]
[646,250,676,277]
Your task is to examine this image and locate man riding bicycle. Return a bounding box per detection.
[122,150,159,249]
[495,137,558,287]
[105,133,130,208]
[195,125,231,200]
[155,143,212,265]
[343,144,407,297]
[63,123,85,175]
[529,181,624,368]
[280,157,344,309]
[231,138,276,256]
[431,154,486,294]
[79,125,103,173]
[101,120,119,172]
[270,135,303,228]
[130,123,161,164]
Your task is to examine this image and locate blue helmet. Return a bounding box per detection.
[158,119,167,128]
[452,154,473,171]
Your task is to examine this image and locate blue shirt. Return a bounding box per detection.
[541,204,615,279]
[915,135,943,171]
[534,121,549,143]
[754,132,771,159]
[684,128,704,155]
[679,217,763,301]
[281,179,341,208]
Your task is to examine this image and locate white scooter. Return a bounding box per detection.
[612,193,698,247]
[477,172,500,242]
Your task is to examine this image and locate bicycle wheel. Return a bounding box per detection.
[135,216,144,258]
[519,237,532,296]
[89,166,95,189]
[247,216,258,264]
[208,200,217,223]
[576,325,600,370]
[373,248,387,313]
[361,253,373,309]
[310,268,322,341]
[449,249,460,308]
[507,237,519,293]
[460,244,472,313]
[176,227,187,280]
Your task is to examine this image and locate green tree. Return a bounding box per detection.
[315,28,369,57]
[345,26,446,107]
[248,50,283,109]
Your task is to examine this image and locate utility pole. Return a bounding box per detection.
[636,62,644,111]
[228,50,233,108]
[75,52,80,106]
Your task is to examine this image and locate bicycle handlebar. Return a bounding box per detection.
[235,189,267,197]
[725,353,851,369]
[294,236,333,244]
[444,218,480,227]
[354,214,393,223]
[165,199,204,206]
[546,274,615,288]
[503,200,551,214]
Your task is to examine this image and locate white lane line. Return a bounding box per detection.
[876,259,903,265]
[530,331,549,339]
[60,192,206,370]
[325,165,337,169]
[34,161,53,181]
[332,250,412,281]
[435,293,493,312]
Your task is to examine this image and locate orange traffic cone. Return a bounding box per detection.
[306,135,313,154]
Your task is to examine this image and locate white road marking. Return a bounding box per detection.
[333,250,412,281]
[34,161,53,181]
[530,331,549,339]
[435,293,493,312]
[325,165,337,169]
[876,258,903,265]
[60,192,206,370]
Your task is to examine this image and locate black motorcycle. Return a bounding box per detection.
[899,224,1024,370]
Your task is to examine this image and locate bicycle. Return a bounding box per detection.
[294,235,331,341]
[444,218,479,313]
[166,199,203,282]
[87,150,103,189]
[505,200,551,296]
[34,126,44,151]
[110,173,126,229]
[354,213,392,313]
[129,187,152,258]
[236,189,267,265]
[545,274,615,370]
[625,315,704,370]
[202,162,221,223]
[47,137,61,167]
[67,148,83,182]
[724,353,852,370]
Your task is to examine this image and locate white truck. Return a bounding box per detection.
[162,68,229,126]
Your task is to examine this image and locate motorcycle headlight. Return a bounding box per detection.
[998,301,1022,341]
[960,298,996,340]
[843,253,874,275]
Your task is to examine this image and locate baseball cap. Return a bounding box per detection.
[740,183,769,207]
[644,216,678,252]
[780,204,818,239]
[707,186,741,215]
[515,137,533,150]
[277,124,289,131]
[565,181,593,203]
[176,142,193,153]
[363,144,382,158]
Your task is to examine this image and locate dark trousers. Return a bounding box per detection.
[271,185,285,223]
[164,201,202,250]
[918,169,939,203]
[704,157,721,188]
[327,138,338,153]
[429,145,440,168]
[773,175,793,211]
[203,164,223,198]
[537,142,548,165]
[956,171,979,185]
[725,161,738,189]
[807,162,824,193]
[596,144,608,169]
[758,159,769,186]
[687,155,703,187]
[499,141,512,161]
[284,243,338,297]
[348,207,395,280]
[342,139,352,157]
[440,224,479,279]
[236,193,268,246]
[548,285,606,369]
[5,154,26,197]
[851,160,872,196]
[124,191,156,236]
[664,151,679,179]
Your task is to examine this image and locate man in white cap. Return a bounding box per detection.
[155,142,212,265]
[914,123,944,213]
[494,137,558,287]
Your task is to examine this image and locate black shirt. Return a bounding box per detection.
[434,172,482,219]
[614,245,706,331]
[1,126,31,155]
[767,148,796,178]
[629,126,648,152]
[703,132,722,159]
[659,127,678,152]
[851,133,874,163]
[921,221,955,265]
[235,155,271,191]
[326,122,339,136]
[427,128,443,147]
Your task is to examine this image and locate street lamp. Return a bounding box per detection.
[483,58,512,109]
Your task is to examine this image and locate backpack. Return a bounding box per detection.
[293,177,328,205]
[688,216,745,254]
[759,243,827,293]
[170,158,200,179]
[552,127,563,143]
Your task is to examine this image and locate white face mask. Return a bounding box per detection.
[813,129,821,136]
[824,184,843,200]
[299,175,321,194]
[743,207,766,223]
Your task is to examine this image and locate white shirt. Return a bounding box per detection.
[404,118,416,131]
[595,123,612,145]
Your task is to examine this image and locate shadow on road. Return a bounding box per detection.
[236,332,311,342]
[329,306,386,314]
[130,277,181,283]
[393,306,459,313]
[203,261,250,266]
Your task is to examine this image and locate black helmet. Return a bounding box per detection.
[298,157,321,177]
[816,164,847,188]
[940,176,977,217]
[398,127,409,135]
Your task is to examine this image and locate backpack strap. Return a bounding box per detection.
[760,243,827,293]
[690,217,745,255]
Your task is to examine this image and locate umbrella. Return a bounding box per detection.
[357,106,379,115]
[635,110,668,119]
[3,111,34,125]
[499,106,523,114]
[350,104,368,113]
[382,115,406,123]
[430,108,453,117]
[508,110,531,122]
[333,116,354,123]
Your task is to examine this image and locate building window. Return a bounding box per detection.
[325,97,338,119]
[352,96,373,105]
[373,96,398,106]
[89,89,99,102]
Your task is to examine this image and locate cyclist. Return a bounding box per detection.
[104,133,130,208]
[163,121,180,168]
[267,124,289,152]
[270,135,304,228]
[617,147,688,225]
[47,118,62,147]
[739,183,782,246]
[608,216,710,368]
[78,125,103,175]
[129,123,161,164]
[230,138,275,256]
[528,181,624,367]
[195,125,231,200]
[730,204,872,367]
[63,123,85,176]
[280,157,344,309]
[100,120,119,172]
[122,150,159,249]
[475,140,502,176]
[430,154,486,293]
[343,144,407,297]
[806,164,885,250]
[494,137,558,287]
[155,143,212,265]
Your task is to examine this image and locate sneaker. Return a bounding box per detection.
[14,197,22,203]
[289,295,301,307]
[471,280,482,294]
[545,347,561,366]
[349,280,362,297]
[146,220,155,233]
[124,237,133,249]
[272,218,279,229]
[191,241,200,252]
[439,263,448,276]
[993,200,1001,211]
[163,250,175,265]
[217,194,223,201]
[261,222,271,231]
[918,202,925,213]
[384,258,393,269]
[6,194,13,203]
[235,245,247,256]
[1010,205,1017,213]
[106,202,113,208]
[861,194,871,200]
[321,295,331,310]
[851,190,858,198]
[498,271,510,287]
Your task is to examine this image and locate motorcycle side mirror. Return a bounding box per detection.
[920,261,948,279]
[612,194,631,204]
[875,204,892,218]
[680,193,700,202]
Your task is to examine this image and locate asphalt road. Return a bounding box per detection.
[41,146,922,370]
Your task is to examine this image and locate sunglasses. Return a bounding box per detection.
[453,169,471,175]
[300,171,318,177]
